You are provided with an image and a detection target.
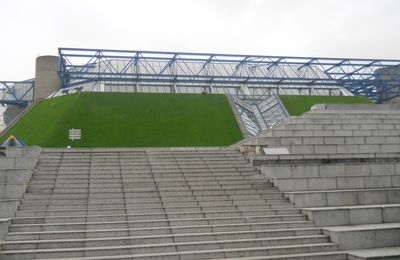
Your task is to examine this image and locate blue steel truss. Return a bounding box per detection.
[57,48,400,102]
[0,81,34,106]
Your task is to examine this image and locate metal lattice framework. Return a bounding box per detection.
[58,48,400,102]
[0,81,34,106]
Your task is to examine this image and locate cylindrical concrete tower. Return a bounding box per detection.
[34,55,62,100]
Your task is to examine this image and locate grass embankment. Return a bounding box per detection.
[279,95,372,116]
[0,92,243,147]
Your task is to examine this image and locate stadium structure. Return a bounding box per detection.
[0,48,400,259]
[1,48,400,134]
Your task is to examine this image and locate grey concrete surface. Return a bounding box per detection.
[34,55,61,100]
[239,106,400,255]
[0,148,344,259]
[324,223,400,250]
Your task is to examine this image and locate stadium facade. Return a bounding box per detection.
[1,48,400,133]
[2,48,400,259]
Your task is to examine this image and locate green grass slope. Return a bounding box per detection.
[280,95,372,116]
[0,92,243,147]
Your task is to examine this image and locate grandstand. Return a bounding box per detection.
[0,48,400,259]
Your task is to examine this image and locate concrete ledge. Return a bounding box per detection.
[0,158,38,170]
[273,175,400,192]
[285,188,400,207]
[0,200,19,218]
[347,246,400,260]
[312,104,400,111]
[303,204,400,226]
[0,170,33,184]
[261,162,399,178]
[5,147,42,158]
[0,184,27,199]
[252,156,400,166]
[0,218,11,242]
[323,223,400,250]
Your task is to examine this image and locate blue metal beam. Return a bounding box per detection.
[0,81,34,106]
[56,48,400,102]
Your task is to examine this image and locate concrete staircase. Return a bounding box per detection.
[2,104,400,259]
[0,148,345,259]
[231,94,289,137]
[242,104,400,258]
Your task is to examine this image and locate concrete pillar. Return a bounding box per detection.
[34,56,61,100]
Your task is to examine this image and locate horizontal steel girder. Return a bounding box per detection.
[57,48,400,102]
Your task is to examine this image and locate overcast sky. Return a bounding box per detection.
[1,0,399,80]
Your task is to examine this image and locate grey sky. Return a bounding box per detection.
[1,0,399,80]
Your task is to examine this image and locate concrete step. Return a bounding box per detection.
[347,246,400,260]
[20,193,287,204]
[16,251,347,260]
[12,208,301,222]
[36,159,250,165]
[26,185,274,193]
[261,162,399,179]
[24,184,276,194]
[27,177,264,185]
[270,144,400,155]
[29,174,264,181]
[214,251,347,260]
[31,169,260,176]
[23,185,279,195]
[0,242,338,260]
[285,188,400,207]
[19,202,294,214]
[15,207,299,218]
[19,199,291,209]
[10,213,308,225]
[263,129,400,138]
[323,223,400,250]
[22,189,282,197]
[254,135,400,148]
[34,168,259,173]
[5,226,321,241]
[18,200,293,211]
[9,220,315,233]
[279,122,399,131]
[304,204,400,226]
[1,234,330,251]
[32,175,262,180]
[19,202,292,212]
[26,180,271,189]
[273,175,400,191]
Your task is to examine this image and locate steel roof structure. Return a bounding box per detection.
[58,48,400,102]
[0,81,34,106]
[1,48,400,105]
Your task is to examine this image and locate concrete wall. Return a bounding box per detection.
[0,147,41,217]
[3,104,25,126]
[34,56,61,100]
[0,147,41,241]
